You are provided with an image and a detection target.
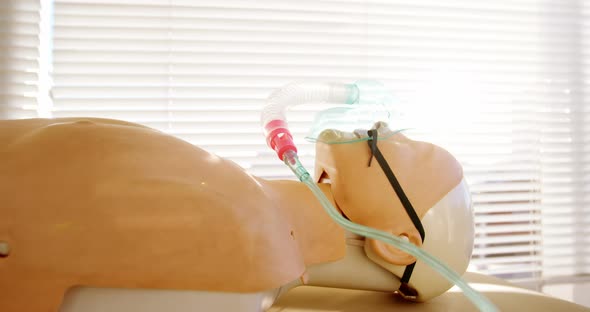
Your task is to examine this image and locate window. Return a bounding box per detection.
[2,0,589,303]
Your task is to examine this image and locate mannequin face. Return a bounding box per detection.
[314,122,465,267]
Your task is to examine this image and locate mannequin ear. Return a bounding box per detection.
[367,230,423,265]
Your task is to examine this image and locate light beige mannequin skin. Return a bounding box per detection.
[0,118,462,311]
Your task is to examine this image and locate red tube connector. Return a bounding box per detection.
[264,119,297,161]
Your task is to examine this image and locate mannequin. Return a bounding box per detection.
[0,117,465,311]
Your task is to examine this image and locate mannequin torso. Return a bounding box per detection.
[0,118,345,311]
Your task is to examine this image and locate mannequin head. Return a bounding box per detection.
[313,122,474,301]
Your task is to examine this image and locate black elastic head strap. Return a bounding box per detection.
[366,129,425,296]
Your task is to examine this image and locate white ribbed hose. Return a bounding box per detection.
[261,82,358,160]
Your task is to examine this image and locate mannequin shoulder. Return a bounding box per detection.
[0,117,146,141]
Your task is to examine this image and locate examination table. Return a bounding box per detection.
[59,272,589,311]
[270,272,589,311]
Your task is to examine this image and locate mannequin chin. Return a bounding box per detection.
[364,178,474,301]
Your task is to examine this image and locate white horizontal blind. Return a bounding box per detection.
[539,1,590,284]
[0,0,41,119]
[51,0,372,177]
[50,0,589,289]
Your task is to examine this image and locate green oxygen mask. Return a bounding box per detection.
[305,79,409,144]
[261,80,498,312]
